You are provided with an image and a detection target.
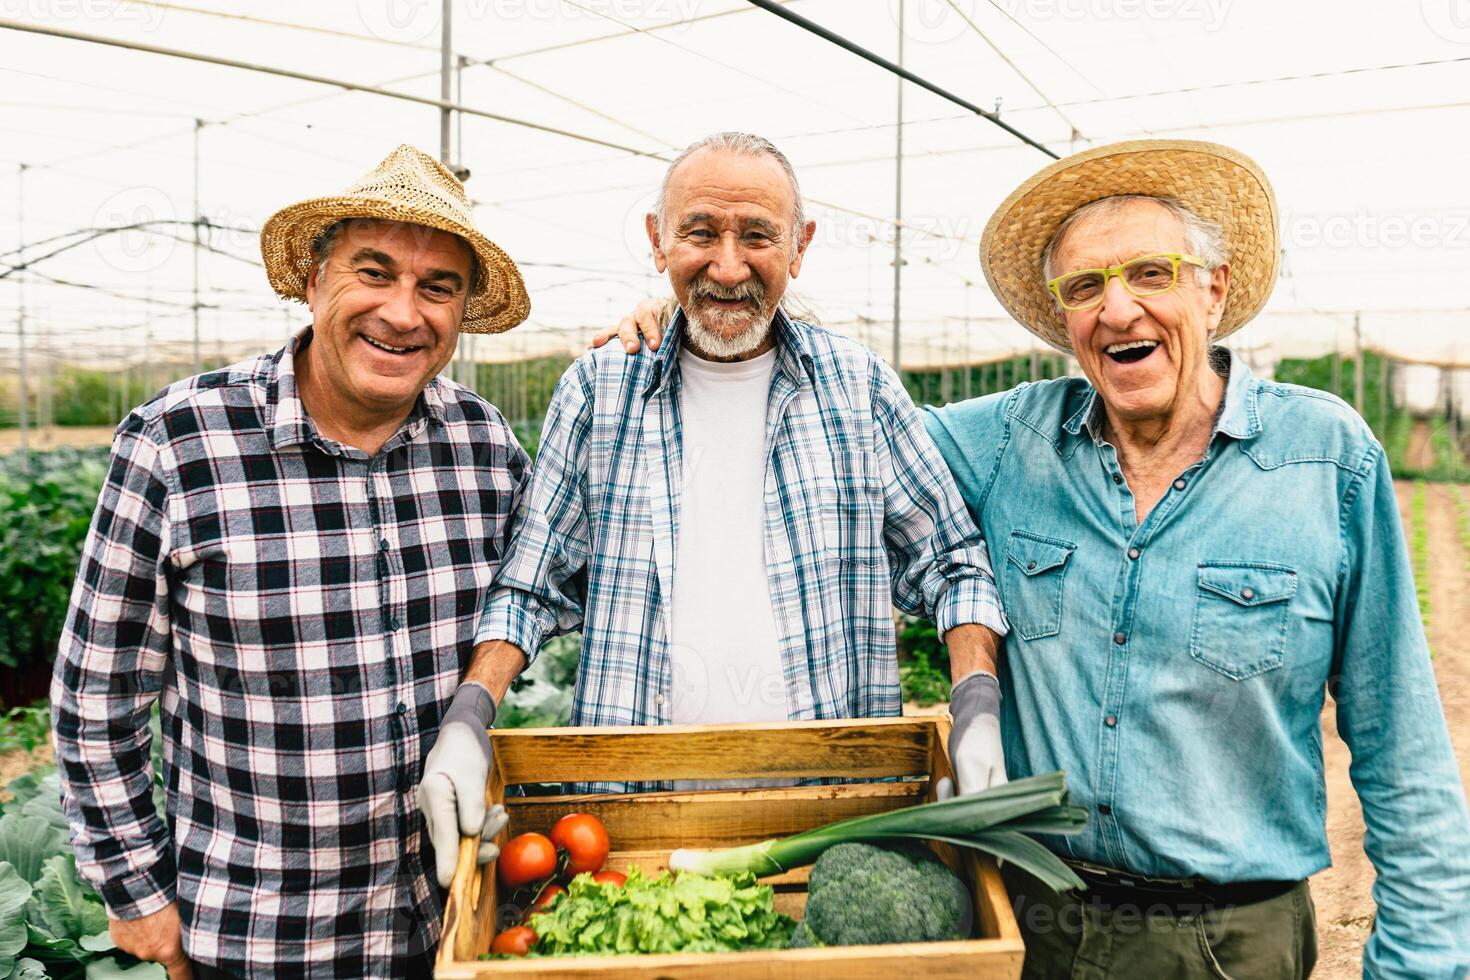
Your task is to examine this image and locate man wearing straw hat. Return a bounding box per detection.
[917,140,1470,978]
[53,145,529,978]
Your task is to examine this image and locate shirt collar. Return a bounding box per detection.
[265,326,446,452]
[1062,345,1262,443]
[643,306,815,397]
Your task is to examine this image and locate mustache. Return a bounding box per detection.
[686,273,766,306]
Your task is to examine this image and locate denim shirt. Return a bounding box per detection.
[925,349,1470,979]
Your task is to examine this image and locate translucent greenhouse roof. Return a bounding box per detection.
[2,0,1468,370]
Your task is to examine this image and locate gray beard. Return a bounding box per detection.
[682,305,774,359]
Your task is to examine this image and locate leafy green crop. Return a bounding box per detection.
[0,449,109,679]
[0,712,168,979]
[515,867,794,957]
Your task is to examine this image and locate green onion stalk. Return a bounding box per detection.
[668,771,1088,893]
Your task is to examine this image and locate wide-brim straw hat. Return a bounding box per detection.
[260,144,530,334]
[981,139,1278,352]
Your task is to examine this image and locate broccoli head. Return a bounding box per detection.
[795,841,972,947]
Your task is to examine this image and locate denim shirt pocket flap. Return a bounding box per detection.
[1006,533,1075,577]
[1190,561,1298,680]
[1002,532,1076,641]
[1196,563,1298,607]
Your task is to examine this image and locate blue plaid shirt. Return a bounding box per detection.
[479,311,1005,786]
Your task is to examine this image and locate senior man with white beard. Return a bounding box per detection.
[435,132,1007,800]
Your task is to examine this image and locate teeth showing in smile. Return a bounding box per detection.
[363,336,417,354]
[1105,340,1159,354]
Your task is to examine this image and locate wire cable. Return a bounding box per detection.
[742,0,1058,159]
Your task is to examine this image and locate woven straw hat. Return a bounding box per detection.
[980,139,1278,352]
[260,144,530,334]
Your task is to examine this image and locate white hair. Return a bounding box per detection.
[1040,195,1229,286]
[652,131,806,248]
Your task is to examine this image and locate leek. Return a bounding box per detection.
[668,771,1087,893]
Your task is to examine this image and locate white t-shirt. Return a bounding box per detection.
[669,347,790,755]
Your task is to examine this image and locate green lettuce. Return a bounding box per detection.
[525,867,794,956]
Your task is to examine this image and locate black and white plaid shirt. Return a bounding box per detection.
[51,328,528,976]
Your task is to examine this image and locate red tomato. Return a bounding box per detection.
[497,833,557,889]
[591,870,627,887]
[550,813,610,877]
[531,882,566,914]
[491,925,536,956]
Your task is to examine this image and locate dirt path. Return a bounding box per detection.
[0,426,116,452]
[1405,420,1437,472]
[1311,481,1470,977]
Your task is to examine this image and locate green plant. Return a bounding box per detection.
[496,635,580,730]
[1454,485,1470,572]
[1411,480,1431,635]
[0,450,109,678]
[898,615,951,706]
[0,705,49,755]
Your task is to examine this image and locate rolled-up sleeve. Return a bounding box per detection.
[51,414,176,920]
[476,361,595,664]
[870,364,1006,640]
[1333,447,1470,978]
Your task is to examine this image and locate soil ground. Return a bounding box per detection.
[0,426,116,452]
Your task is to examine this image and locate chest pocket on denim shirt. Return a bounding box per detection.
[1190,561,1298,680]
[1003,531,1076,641]
[820,450,885,566]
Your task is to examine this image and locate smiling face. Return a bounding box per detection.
[1049,199,1230,425]
[302,218,472,423]
[646,147,814,360]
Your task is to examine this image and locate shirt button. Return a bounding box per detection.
[1027,561,1037,570]
[655,693,666,706]
[389,617,401,631]
[1098,803,1113,816]
[395,701,408,716]
[379,538,390,551]
[1173,478,1187,491]
[1241,587,1255,601]
[1113,632,1126,645]
[1105,715,1117,727]
[1112,473,1123,485]
[1127,547,1140,560]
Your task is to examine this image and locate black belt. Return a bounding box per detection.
[1065,860,1298,914]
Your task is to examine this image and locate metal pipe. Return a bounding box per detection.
[15,163,28,463]
[193,118,203,376]
[0,17,666,161]
[742,0,1059,159]
[891,0,903,371]
[440,0,452,165]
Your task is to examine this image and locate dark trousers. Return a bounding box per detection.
[1004,866,1319,980]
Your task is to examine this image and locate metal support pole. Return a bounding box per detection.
[1353,312,1364,417]
[192,118,203,376]
[890,0,903,371]
[15,163,29,462]
[440,0,453,165]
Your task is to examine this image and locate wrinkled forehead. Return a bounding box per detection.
[1051,199,1189,273]
[663,148,795,227]
[335,217,474,269]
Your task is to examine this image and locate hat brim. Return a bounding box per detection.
[259,197,531,335]
[980,139,1279,352]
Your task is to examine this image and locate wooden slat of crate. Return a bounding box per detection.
[504,781,926,849]
[439,718,1026,978]
[434,934,1024,980]
[492,717,935,785]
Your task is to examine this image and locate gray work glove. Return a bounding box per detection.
[935,670,1007,799]
[419,682,509,888]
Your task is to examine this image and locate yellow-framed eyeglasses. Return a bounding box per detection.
[1047,253,1208,312]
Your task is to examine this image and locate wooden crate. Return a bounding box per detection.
[436,716,1025,979]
